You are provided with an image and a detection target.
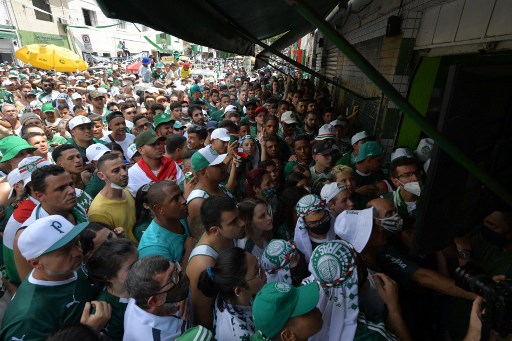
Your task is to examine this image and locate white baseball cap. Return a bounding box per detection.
[71,92,82,100]
[210,128,230,142]
[390,147,413,162]
[191,146,227,172]
[350,131,368,145]
[315,124,335,141]
[330,119,348,128]
[281,111,298,124]
[18,215,89,260]
[86,85,96,92]
[146,87,159,94]
[126,143,139,160]
[68,76,76,81]
[2,80,13,86]
[7,168,22,198]
[334,208,373,252]
[97,88,108,95]
[68,116,93,130]
[86,143,110,163]
[18,156,52,186]
[320,182,347,202]
[224,105,237,113]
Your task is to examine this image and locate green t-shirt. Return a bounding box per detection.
[0,90,14,105]
[48,135,68,147]
[84,173,105,199]
[0,268,96,341]
[67,138,107,161]
[133,219,151,242]
[97,290,129,341]
[336,150,354,166]
[210,109,225,122]
[376,244,420,287]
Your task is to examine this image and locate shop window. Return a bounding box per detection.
[32,0,53,22]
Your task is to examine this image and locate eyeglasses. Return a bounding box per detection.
[151,262,181,296]
[305,212,331,229]
[395,170,423,180]
[246,262,265,282]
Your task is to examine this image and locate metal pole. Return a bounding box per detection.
[286,0,512,206]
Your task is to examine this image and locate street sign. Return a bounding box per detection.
[82,34,92,52]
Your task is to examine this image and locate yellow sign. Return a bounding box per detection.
[161,56,174,64]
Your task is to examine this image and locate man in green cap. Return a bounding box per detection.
[41,102,61,129]
[188,84,202,102]
[353,140,390,207]
[151,62,166,82]
[127,130,184,196]
[252,282,322,341]
[0,135,36,169]
[154,111,175,139]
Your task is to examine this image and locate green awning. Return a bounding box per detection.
[0,31,17,40]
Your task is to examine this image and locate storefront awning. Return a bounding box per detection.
[96,0,338,56]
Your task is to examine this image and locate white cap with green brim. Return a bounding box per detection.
[19,215,89,260]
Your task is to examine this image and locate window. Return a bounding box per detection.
[102,53,111,57]
[82,8,97,26]
[32,0,53,22]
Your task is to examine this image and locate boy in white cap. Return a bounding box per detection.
[320,182,354,217]
[1,215,111,340]
[336,130,368,166]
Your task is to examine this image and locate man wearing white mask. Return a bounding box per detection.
[384,148,422,229]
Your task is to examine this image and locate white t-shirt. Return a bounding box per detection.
[102,133,135,161]
[214,299,255,341]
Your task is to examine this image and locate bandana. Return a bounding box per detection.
[137,156,178,182]
[261,240,296,284]
[293,194,336,262]
[238,135,253,146]
[303,240,359,341]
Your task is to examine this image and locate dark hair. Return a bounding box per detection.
[197,247,249,312]
[146,180,178,207]
[209,89,219,97]
[132,114,146,126]
[263,114,278,125]
[106,101,118,110]
[244,168,269,198]
[169,102,181,112]
[259,159,276,169]
[293,135,310,148]
[31,165,66,193]
[390,156,420,178]
[57,103,69,110]
[182,149,197,160]
[238,198,272,242]
[47,324,108,341]
[87,238,137,289]
[188,104,202,117]
[120,101,137,112]
[218,119,239,133]
[200,196,237,232]
[135,184,152,230]
[187,126,208,140]
[149,103,165,114]
[166,134,187,153]
[126,256,171,308]
[274,186,309,234]
[51,144,78,163]
[79,222,110,261]
[104,142,125,159]
[73,105,85,113]
[97,151,122,171]
[285,172,307,188]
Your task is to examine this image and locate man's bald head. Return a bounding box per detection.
[366,198,396,219]
[146,180,179,207]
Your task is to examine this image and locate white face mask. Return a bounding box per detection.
[105,178,126,190]
[182,107,188,115]
[375,213,404,233]
[402,181,421,196]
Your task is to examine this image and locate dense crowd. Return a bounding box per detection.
[0,55,509,341]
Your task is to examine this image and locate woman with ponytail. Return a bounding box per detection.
[197,247,266,340]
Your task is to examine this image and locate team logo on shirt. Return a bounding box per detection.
[65,294,80,309]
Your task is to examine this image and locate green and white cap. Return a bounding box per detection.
[18,156,52,186]
[18,215,89,260]
[190,146,227,172]
[126,143,139,160]
[261,240,296,274]
[253,282,319,339]
[308,240,357,287]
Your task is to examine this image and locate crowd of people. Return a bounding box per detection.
[0,56,509,341]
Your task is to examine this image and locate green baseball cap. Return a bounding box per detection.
[353,140,384,163]
[175,326,213,341]
[135,130,164,149]
[155,62,164,69]
[0,136,36,163]
[41,102,55,113]
[253,282,319,339]
[153,112,174,127]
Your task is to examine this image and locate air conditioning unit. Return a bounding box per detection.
[58,17,68,25]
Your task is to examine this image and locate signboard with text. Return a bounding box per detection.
[82,34,92,52]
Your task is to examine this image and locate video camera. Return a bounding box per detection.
[455,263,512,340]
